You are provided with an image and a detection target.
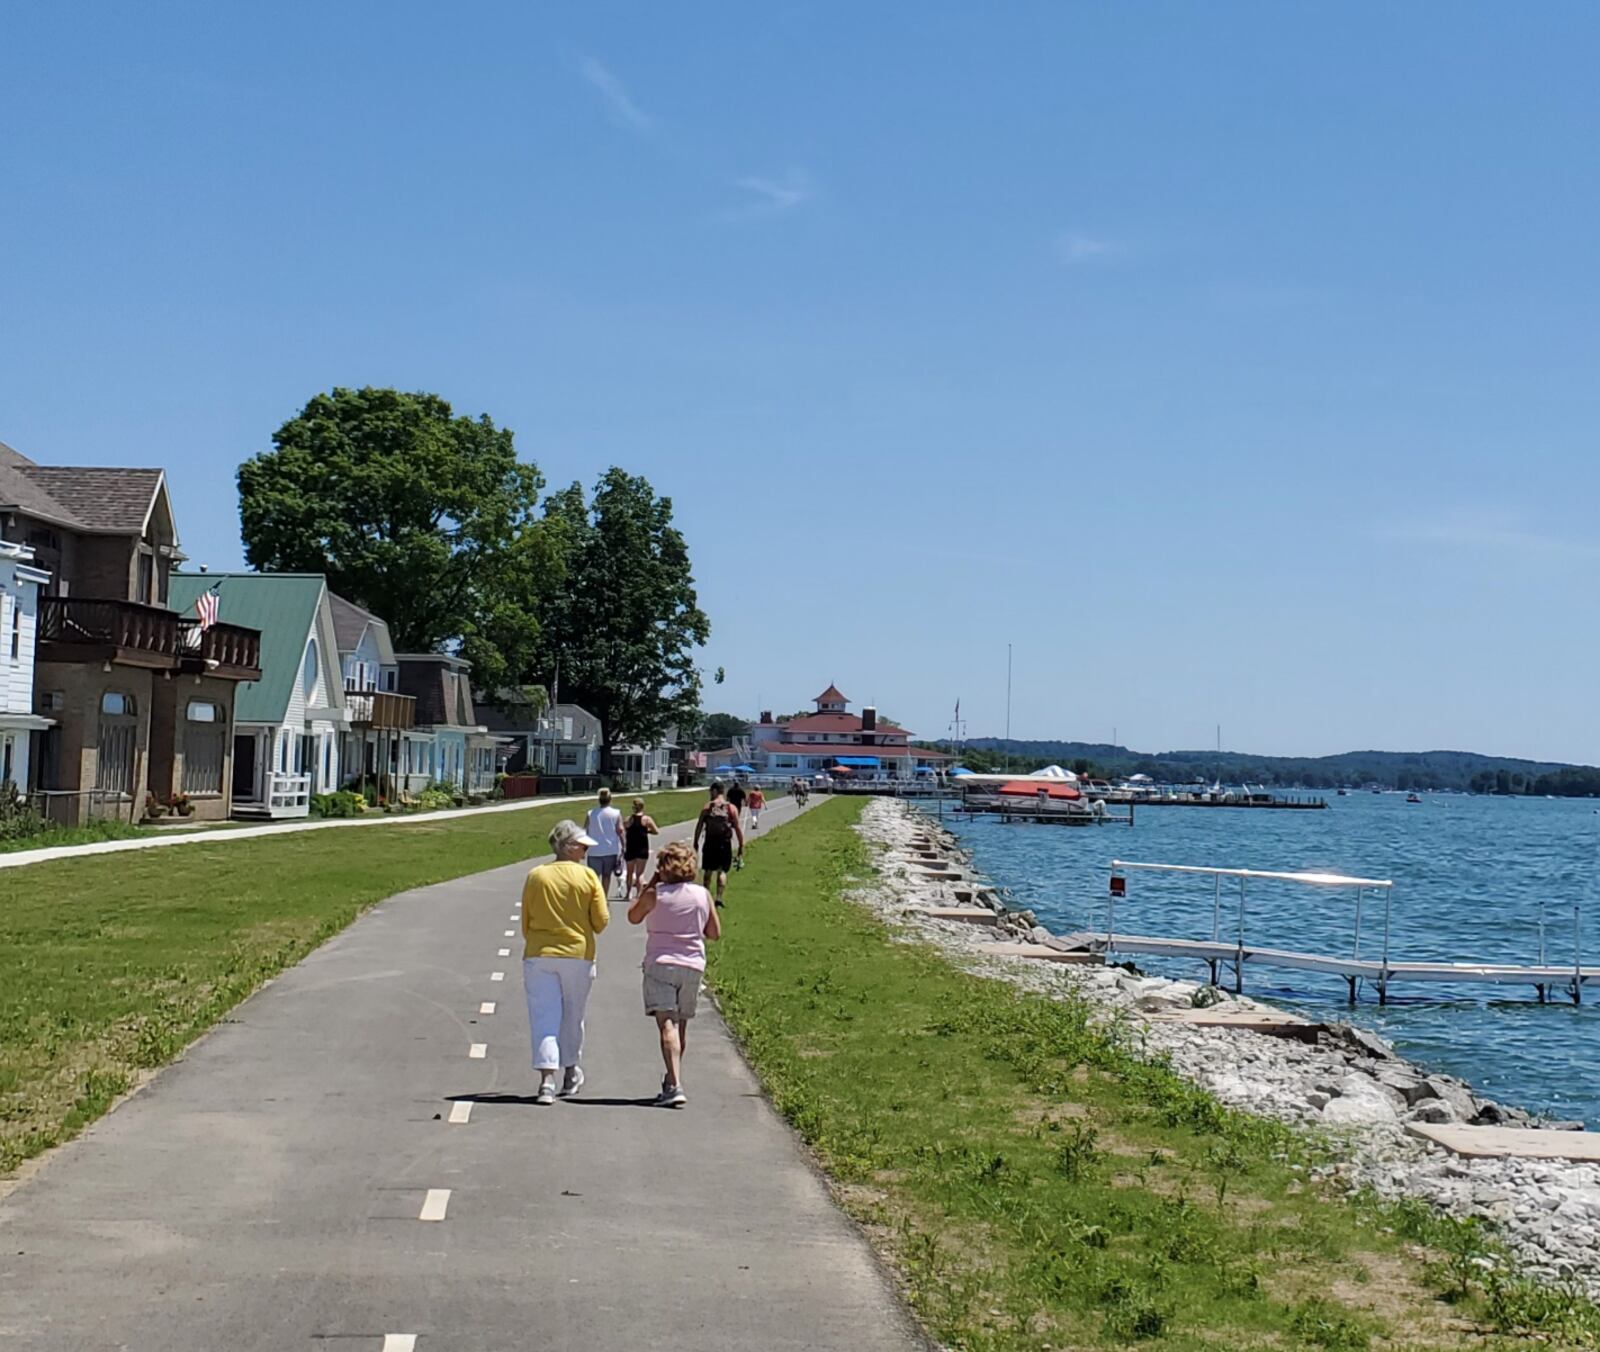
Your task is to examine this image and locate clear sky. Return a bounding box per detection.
[4,3,1598,762]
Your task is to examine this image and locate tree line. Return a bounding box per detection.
[937,739,1600,795]
[237,386,712,770]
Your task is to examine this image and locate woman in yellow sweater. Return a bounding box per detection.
[522,819,611,1104]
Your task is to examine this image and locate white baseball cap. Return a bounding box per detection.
[549,819,598,851]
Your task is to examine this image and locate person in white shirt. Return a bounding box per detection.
[584,789,625,898]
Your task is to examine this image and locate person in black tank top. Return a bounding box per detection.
[623,797,659,899]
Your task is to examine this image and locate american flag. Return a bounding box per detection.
[195,585,220,631]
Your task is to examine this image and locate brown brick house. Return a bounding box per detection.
[0,441,261,823]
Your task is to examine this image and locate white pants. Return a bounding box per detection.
[523,957,596,1072]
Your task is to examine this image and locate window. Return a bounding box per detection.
[137,552,154,605]
[2,736,13,785]
[39,690,64,713]
[7,596,16,661]
[322,734,333,787]
[183,710,225,795]
[383,669,396,692]
[96,693,137,797]
[302,640,319,697]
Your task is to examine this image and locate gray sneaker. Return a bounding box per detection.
[659,1083,687,1108]
[559,1066,585,1098]
[534,1081,555,1106]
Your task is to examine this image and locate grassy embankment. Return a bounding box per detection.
[712,797,1600,1350]
[0,788,707,1174]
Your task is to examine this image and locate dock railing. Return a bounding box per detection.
[1101,861,1592,1004]
[1105,860,1395,998]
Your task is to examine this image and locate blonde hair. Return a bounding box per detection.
[632,797,645,814]
[654,840,699,884]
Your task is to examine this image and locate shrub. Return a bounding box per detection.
[311,790,367,819]
[417,788,454,811]
[0,783,51,841]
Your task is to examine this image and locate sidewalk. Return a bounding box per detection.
[0,797,925,1351]
[0,787,699,872]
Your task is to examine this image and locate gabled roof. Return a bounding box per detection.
[815,683,849,704]
[0,441,170,535]
[169,572,327,724]
[328,592,398,666]
[397,652,479,729]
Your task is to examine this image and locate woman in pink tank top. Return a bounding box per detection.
[627,840,720,1107]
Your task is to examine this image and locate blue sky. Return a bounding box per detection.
[4,3,1599,761]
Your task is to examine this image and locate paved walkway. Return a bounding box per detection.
[0,798,924,1351]
[0,789,697,873]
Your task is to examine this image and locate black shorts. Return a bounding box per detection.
[624,846,650,863]
[701,838,734,874]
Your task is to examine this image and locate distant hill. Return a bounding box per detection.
[931,740,1600,795]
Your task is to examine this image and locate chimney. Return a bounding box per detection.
[760,710,772,724]
[862,706,877,734]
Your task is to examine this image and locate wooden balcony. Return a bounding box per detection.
[345,686,416,730]
[39,597,184,669]
[181,620,262,681]
[38,596,263,681]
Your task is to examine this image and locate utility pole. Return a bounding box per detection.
[1005,643,1013,774]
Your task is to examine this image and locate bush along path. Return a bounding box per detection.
[710,797,1600,1350]
[0,788,709,1176]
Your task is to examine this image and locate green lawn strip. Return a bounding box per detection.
[711,799,1600,1350]
[0,789,707,1174]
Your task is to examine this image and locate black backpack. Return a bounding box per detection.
[703,801,734,845]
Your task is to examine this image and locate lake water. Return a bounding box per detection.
[938,792,1600,1125]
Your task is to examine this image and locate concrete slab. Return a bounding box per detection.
[976,942,1101,965]
[1149,1009,1324,1039]
[919,906,1000,926]
[1406,1124,1600,1162]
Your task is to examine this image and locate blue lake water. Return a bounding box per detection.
[938,792,1600,1125]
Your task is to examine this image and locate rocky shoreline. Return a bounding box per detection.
[856,798,1600,1296]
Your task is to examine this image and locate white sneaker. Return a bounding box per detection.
[534,1081,555,1105]
[559,1066,585,1098]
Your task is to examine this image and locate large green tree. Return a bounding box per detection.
[537,469,710,770]
[238,387,558,691]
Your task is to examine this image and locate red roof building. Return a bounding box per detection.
[719,685,953,779]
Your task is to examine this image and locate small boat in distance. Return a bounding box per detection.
[1336,788,1348,797]
[1406,792,1423,804]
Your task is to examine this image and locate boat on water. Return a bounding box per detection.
[1406,792,1423,804]
[1336,787,1348,797]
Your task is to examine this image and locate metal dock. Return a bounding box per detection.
[1081,861,1596,1005]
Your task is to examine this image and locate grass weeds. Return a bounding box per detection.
[0,790,707,1173]
[712,798,1600,1349]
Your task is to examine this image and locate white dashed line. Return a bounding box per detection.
[469,1043,487,1059]
[491,971,505,981]
[504,930,515,937]
[448,1101,473,1124]
[419,1188,451,1221]
[498,947,510,957]
[480,1001,496,1015]
[510,913,519,920]
[383,1337,418,1352]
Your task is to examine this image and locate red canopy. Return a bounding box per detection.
[997,779,1081,800]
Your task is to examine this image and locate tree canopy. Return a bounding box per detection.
[237,387,558,691]
[535,469,710,767]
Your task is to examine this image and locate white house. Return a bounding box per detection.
[0,538,52,789]
[169,573,349,817]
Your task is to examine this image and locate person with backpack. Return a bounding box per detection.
[693,780,745,906]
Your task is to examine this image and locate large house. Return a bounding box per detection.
[169,573,346,818]
[329,592,418,796]
[0,539,53,790]
[0,442,262,823]
[395,653,496,795]
[734,685,952,780]
[481,697,603,778]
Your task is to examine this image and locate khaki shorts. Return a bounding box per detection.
[642,960,703,1020]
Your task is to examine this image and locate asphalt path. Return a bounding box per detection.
[0,794,925,1351]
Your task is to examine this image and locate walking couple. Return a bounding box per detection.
[520,818,719,1108]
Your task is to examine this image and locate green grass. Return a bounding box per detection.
[0,818,148,854]
[0,788,708,1174]
[711,798,1600,1350]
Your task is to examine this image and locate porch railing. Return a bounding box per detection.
[345,686,416,730]
[267,772,312,814]
[39,597,182,660]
